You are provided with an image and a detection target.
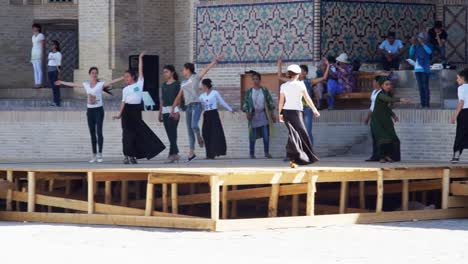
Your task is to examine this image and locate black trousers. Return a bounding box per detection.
[163,113,179,155]
[87,107,104,154]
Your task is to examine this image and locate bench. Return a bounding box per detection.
[335,72,390,107]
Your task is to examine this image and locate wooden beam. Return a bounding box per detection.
[292,195,300,216]
[87,172,94,214]
[145,183,154,217]
[383,168,444,180]
[268,184,280,217]
[149,174,210,184]
[219,171,313,186]
[0,212,215,231]
[27,172,36,213]
[171,183,178,214]
[6,171,13,211]
[402,180,409,211]
[376,170,383,213]
[359,181,366,209]
[221,185,228,219]
[230,186,238,218]
[93,173,148,182]
[442,169,450,209]
[47,179,54,212]
[121,180,128,206]
[339,181,348,214]
[162,184,168,213]
[210,176,220,221]
[448,196,468,208]
[306,176,318,216]
[105,181,112,204]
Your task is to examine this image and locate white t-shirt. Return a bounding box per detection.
[48,51,62,67]
[31,33,45,61]
[370,89,382,112]
[458,84,468,109]
[122,78,144,104]
[199,90,232,112]
[83,81,105,108]
[280,80,307,111]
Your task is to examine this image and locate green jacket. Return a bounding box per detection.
[242,87,275,140]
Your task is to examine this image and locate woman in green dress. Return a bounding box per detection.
[159,65,181,163]
[370,78,410,163]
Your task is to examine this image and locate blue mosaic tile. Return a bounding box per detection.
[196,1,314,64]
[321,1,436,62]
[444,5,467,63]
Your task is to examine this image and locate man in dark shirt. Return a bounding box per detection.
[428,21,448,63]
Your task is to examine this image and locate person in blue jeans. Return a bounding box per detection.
[277,57,330,144]
[410,32,433,108]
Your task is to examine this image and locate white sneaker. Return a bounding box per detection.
[89,154,97,163]
[97,153,103,163]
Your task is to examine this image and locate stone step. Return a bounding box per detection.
[0,87,123,99]
[0,99,122,111]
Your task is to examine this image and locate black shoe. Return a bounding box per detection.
[365,157,379,162]
[130,157,138,164]
[451,158,460,164]
[123,156,130,164]
[250,154,256,159]
[187,155,197,163]
[265,154,273,159]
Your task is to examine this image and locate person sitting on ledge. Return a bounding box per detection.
[326,53,356,110]
[378,31,404,71]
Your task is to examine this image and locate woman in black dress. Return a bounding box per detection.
[450,68,468,163]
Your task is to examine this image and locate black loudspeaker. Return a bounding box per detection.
[129,55,160,110]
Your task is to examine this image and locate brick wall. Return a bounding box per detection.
[0,109,461,162]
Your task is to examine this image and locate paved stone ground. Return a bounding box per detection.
[0,220,467,264]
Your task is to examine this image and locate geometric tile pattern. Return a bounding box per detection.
[44,29,79,82]
[321,1,435,62]
[196,1,314,64]
[444,5,467,63]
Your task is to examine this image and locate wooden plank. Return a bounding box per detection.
[291,195,300,216]
[210,176,220,221]
[230,186,238,218]
[451,181,468,196]
[0,212,215,231]
[87,172,94,214]
[6,171,13,211]
[149,174,210,184]
[442,169,450,209]
[315,204,370,215]
[359,181,366,209]
[48,179,54,212]
[105,181,112,204]
[306,176,317,216]
[65,179,72,213]
[171,183,178,214]
[402,180,409,211]
[339,181,348,214]
[268,184,280,217]
[35,172,84,181]
[376,171,383,213]
[383,168,444,180]
[121,180,128,206]
[221,185,228,219]
[448,196,468,208]
[145,183,154,217]
[162,184,168,213]
[215,208,468,232]
[218,171,311,186]
[315,170,380,183]
[93,173,149,182]
[27,172,36,213]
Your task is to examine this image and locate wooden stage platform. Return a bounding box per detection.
[1,158,468,231]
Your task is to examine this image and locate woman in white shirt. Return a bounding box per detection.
[31,24,45,88]
[278,64,320,168]
[47,40,62,106]
[450,69,468,163]
[199,79,233,159]
[113,52,166,164]
[56,67,124,163]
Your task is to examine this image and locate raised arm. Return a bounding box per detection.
[199,54,224,79]
[138,52,145,80]
[311,59,330,85]
[215,91,233,112]
[103,76,124,88]
[55,80,84,88]
[277,57,289,83]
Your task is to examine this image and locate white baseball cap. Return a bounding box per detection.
[287,64,302,74]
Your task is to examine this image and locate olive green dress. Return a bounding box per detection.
[370,91,401,161]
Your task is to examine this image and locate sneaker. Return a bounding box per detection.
[130,157,138,164]
[96,153,103,163]
[289,161,299,168]
[265,154,273,159]
[89,155,97,163]
[187,155,197,163]
[451,158,460,164]
[197,135,205,148]
[250,154,256,159]
[123,156,130,164]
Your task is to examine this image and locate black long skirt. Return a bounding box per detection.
[283,110,319,165]
[454,109,468,153]
[202,109,227,159]
[121,104,166,159]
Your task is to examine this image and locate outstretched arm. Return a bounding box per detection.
[103,76,124,88]
[311,59,330,85]
[138,52,145,80]
[215,91,233,112]
[199,54,224,79]
[55,80,84,88]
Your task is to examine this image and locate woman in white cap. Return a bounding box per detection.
[327,53,356,109]
[278,64,320,168]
